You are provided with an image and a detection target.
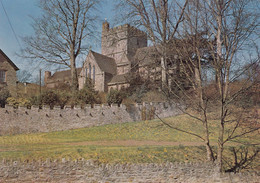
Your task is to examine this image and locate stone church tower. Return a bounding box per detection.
[101,21,147,75]
[45,22,148,92]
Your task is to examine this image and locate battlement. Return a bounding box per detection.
[102,23,146,37]
[101,22,147,62]
[0,102,183,135]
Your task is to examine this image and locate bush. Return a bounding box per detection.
[57,91,71,108]
[29,95,43,106]
[107,89,126,105]
[75,88,100,106]
[0,88,10,107]
[127,84,148,103]
[74,79,100,106]
[41,90,59,108]
[29,90,71,108]
[28,79,103,108]
[6,97,31,108]
[98,92,107,104]
[142,90,167,102]
[55,83,71,91]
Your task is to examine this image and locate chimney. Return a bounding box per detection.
[102,20,109,33]
[44,71,51,85]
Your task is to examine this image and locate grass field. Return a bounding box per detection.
[0,114,258,164]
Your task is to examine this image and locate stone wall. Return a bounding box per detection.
[0,102,182,135]
[0,57,17,95]
[0,160,258,183]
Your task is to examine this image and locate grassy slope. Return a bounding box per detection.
[0,114,258,163]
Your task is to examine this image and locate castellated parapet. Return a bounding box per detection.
[101,21,147,63]
[102,23,147,37]
[0,102,182,135]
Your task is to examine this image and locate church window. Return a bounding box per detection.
[93,65,95,83]
[0,70,6,83]
[85,68,88,78]
[89,63,91,78]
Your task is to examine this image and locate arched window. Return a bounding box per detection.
[89,63,91,79]
[93,65,95,83]
[85,68,88,78]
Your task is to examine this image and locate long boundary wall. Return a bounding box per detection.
[0,160,258,183]
[0,102,182,135]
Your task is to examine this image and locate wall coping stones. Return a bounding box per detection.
[84,104,92,109]
[74,105,81,110]
[94,104,101,109]
[102,104,110,108]
[5,105,13,110]
[18,106,28,110]
[2,102,179,111]
[43,105,52,110]
[31,105,39,110]
[53,106,61,110]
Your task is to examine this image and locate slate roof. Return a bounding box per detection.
[50,68,82,80]
[134,47,160,67]
[90,51,117,75]
[134,45,181,67]
[108,73,129,85]
[0,49,19,71]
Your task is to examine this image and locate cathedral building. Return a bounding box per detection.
[45,22,167,92]
[78,22,147,92]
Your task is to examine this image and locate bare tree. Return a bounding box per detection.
[117,0,260,172]
[117,0,217,163]
[202,0,259,171]
[21,0,99,92]
[171,0,260,171]
[17,70,33,83]
[116,0,189,89]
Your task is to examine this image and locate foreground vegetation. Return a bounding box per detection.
[0,114,258,171]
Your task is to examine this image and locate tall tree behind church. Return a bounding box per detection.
[21,0,99,92]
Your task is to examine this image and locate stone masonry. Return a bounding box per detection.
[0,160,258,183]
[0,102,182,135]
[0,49,19,95]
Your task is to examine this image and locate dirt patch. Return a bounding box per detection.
[63,140,207,146]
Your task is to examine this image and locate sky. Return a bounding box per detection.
[0,0,116,77]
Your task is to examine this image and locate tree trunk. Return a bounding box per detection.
[70,54,79,93]
[216,0,224,172]
[217,119,224,172]
[161,56,168,89]
[195,67,215,161]
[206,140,215,161]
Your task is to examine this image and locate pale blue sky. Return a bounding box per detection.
[0,0,116,76]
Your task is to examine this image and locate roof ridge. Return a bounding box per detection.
[91,50,114,60]
[53,67,82,73]
[0,49,19,71]
[89,51,116,75]
[51,68,82,79]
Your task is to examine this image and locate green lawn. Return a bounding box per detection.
[0,114,210,144]
[0,114,258,163]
